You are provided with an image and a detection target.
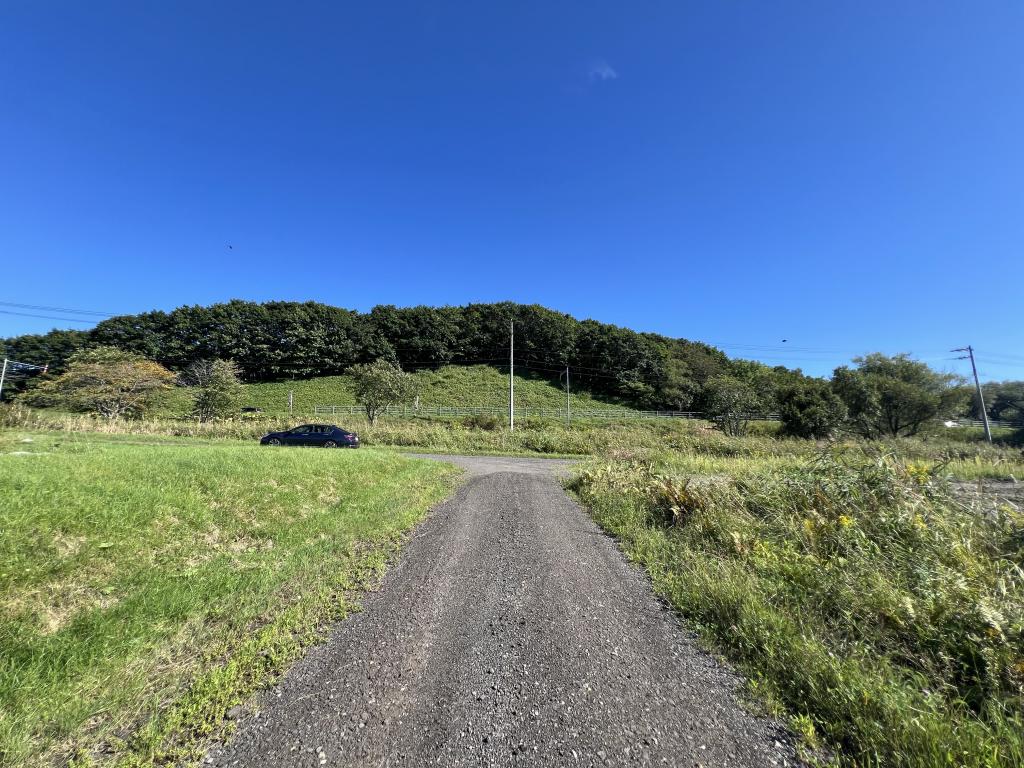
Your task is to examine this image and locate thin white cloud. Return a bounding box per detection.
[588,59,618,82]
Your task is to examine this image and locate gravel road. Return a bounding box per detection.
[207,455,798,767]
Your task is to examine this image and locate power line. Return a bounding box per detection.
[0,301,115,317]
[0,309,95,324]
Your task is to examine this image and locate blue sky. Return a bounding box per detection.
[2,2,1022,380]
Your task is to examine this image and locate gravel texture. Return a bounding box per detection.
[207,454,799,767]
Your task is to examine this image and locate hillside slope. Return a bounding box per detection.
[156,365,630,418]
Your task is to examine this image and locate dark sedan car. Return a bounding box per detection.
[260,424,359,448]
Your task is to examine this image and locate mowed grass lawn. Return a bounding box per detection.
[0,434,459,767]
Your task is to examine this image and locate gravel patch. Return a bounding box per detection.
[207,455,799,767]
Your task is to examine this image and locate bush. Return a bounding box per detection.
[461,414,502,431]
[778,380,847,439]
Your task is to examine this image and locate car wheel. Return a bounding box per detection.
[323,440,338,448]
[267,438,282,446]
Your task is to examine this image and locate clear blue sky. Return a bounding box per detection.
[2,2,1022,380]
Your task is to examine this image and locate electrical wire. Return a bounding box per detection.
[0,301,115,317]
[0,309,95,324]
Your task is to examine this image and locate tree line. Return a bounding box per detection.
[2,299,1004,438]
[0,300,734,409]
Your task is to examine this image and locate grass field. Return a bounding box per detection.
[5,399,1024,476]
[569,446,1024,767]
[2,409,1021,767]
[148,364,625,418]
[0,435,458,767]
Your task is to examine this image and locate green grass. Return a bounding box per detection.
[7,397,1024,478]
[569,450,1024,767]
[151,365,628,418]
[0,434,459,767]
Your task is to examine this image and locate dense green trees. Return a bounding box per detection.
[976,381,1024,423]
[2,301,739,409]
[832,354,967,438]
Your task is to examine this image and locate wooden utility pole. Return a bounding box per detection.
[953,346,992,443]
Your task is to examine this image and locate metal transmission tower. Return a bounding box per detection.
[952,346,992,443]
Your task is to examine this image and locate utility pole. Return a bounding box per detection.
[565,365,570,425]
[953,346,992,443]
[0,358,8,403]
[288,389,294,417]
[509,319,514,431]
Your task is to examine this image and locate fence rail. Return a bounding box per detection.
[311,405,1022,428]
[312,404,782,421]
[947,418,1023,429]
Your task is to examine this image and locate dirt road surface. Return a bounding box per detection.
[207,455,798,767]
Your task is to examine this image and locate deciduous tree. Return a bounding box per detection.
[21,346,174,419]
[704,375,765,436]
[180,359,243,422]
[348,359,416,425]
[832,354,966,438]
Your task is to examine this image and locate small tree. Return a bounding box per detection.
[778,379,847,439]
[832,353,966,438]
[704,375,764,437]
[348,359,415,425]
[21,346,174,419]
[180,359,243,422]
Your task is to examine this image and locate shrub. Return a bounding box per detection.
[461,414,502,431]
[778,379,847,439]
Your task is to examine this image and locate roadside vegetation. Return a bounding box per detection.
[569,446,1024,767]
[5,301,1024,766]
[0,436,458,767]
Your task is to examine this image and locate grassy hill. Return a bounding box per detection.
[154,365,629,418]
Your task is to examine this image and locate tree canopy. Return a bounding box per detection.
[20,346,174,419]
[2,301,735,410]
[832,354,967,438]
